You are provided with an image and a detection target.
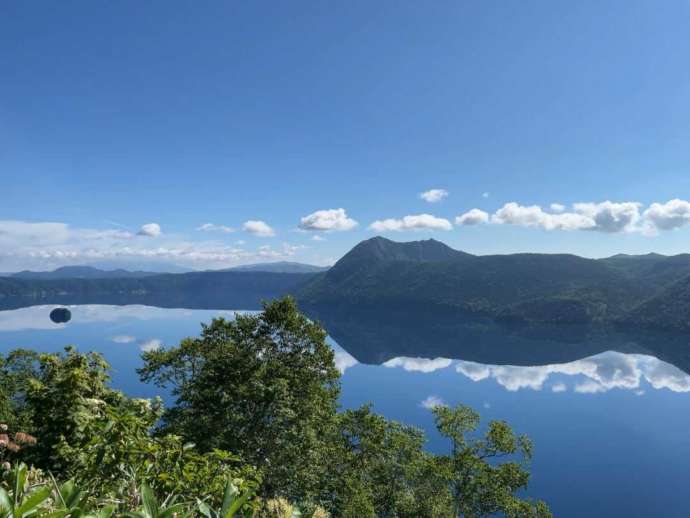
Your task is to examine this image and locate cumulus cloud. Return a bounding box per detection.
[299,208,358,232]
[642,199,690,231]
[490,201,646,233]
[137,223,161,237]
[383,357,452,373]
[456,209,490,226]
[492,203,595,231]
[420,395,447,409]
[417,199,690,234]
[419,189,449,203]
[369,214,453,232]
[572,201,642,233]
[242,220,275,237]
[197,223,235,233]
[455,352,690,394]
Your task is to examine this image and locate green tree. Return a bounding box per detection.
[21,347,120,473]
[432,405,551,518]
[138,297,340,502]
[322,405,453,517]
[58,398,259,508]
[0,350,40,431]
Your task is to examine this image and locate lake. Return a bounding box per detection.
[2,303,690,517]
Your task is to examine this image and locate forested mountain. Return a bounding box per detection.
[4,237,690,330]
[298,237,690,329]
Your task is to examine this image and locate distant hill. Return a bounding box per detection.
[9,266,158,280]
[0,271,316,310]
[220,262,330,274]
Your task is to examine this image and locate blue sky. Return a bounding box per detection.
[2,1,690,271]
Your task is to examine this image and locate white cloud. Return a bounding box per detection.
[311,235,325,241]
[456,209,490,226]
[112,335,136,344]
[456,352,690,394]
[642,199,690,231]
[242,220,275,237]
[383,357,452,373]
[419,189,448,203]
[420,395,447,409]
[137,223,161,237]
[369,214,453,232]
[0,220,71,244]
[550,203,566,213]
[490,201,643,233]
[572,201,641,233]
[197,223,235,233]
[299,208,358,232]
[139,338,163,352]
[492,203,594,231]
[482,192,490,198]
[0,218,306,271]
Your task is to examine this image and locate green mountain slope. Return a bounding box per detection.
[298,237,654,324]
[620,274,690,330]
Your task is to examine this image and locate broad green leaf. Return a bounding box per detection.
[16,486,51,517]
[140,485,158,518]
[218,481,239,518]
[0,488,13,514]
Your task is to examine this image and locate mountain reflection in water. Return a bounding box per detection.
[305,303,690,375]
[2,302,690,397]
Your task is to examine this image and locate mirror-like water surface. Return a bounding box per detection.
[2,304,690,517]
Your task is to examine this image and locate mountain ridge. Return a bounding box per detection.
[3,237,690,331]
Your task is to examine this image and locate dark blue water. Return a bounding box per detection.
[2,304,690,517]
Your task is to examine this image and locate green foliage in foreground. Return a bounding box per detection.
[0,297,551,517]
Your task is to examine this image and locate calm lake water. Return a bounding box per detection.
[2,304,690,517]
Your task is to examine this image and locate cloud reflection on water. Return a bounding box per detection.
[381,352,690,394]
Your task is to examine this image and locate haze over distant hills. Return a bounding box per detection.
[2,237,690,331]
[218,261,330,274]
[6,266,159,280]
